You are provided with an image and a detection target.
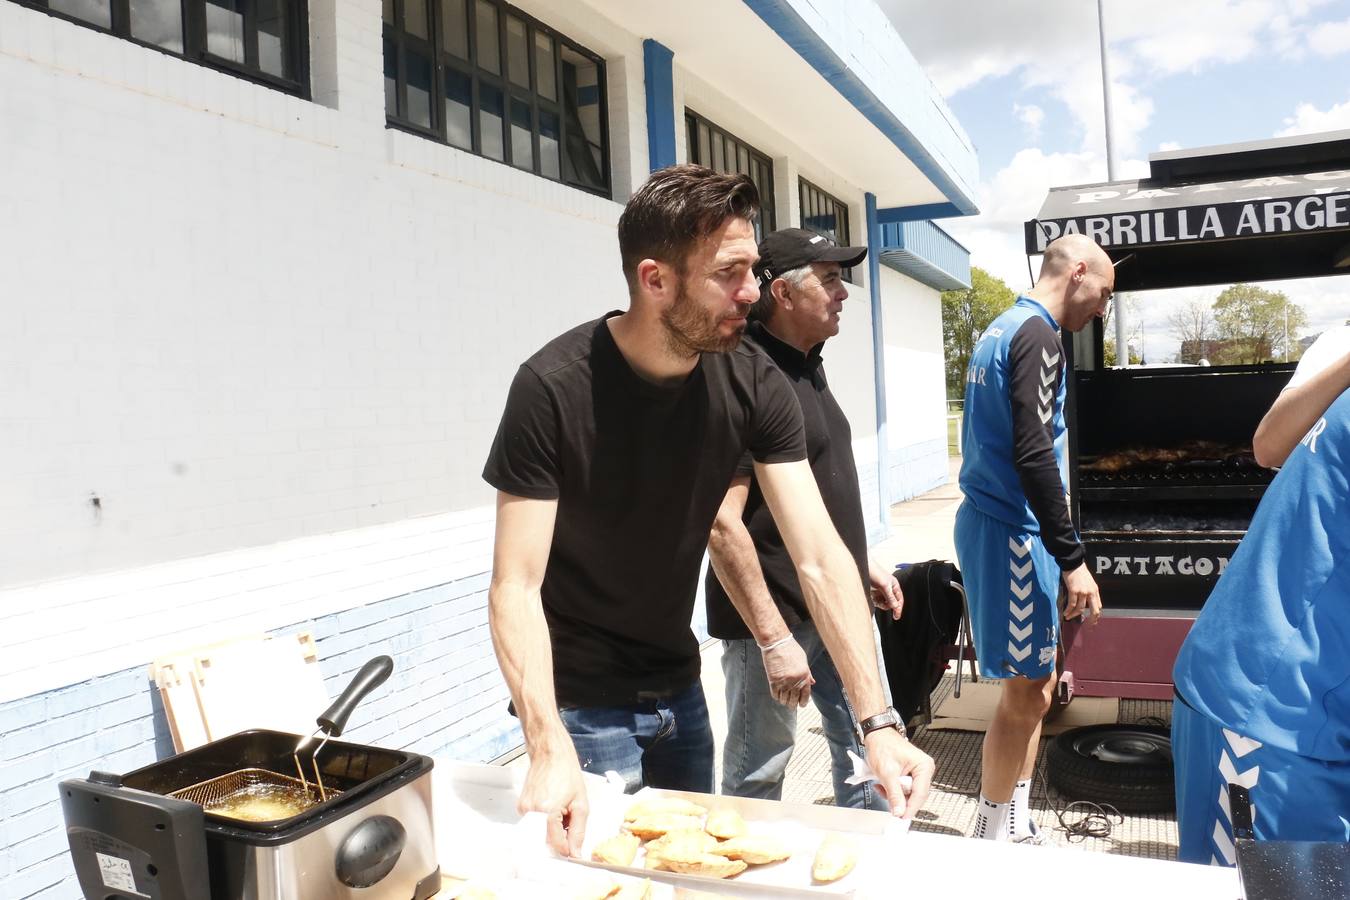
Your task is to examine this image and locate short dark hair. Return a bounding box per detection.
[618,164,760,290]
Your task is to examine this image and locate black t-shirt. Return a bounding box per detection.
[704,320,871,640]
[482,313,807,707]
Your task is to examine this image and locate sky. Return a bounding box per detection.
[881,0,1350,363]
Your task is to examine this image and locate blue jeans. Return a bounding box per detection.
[721,619,888,810]
[558,681,715,794]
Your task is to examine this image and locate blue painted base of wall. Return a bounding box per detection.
[0,572,519,899]
[889,437,949,504]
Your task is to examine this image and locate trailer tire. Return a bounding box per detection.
[1045,724,1175,813]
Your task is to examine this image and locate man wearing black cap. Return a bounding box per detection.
[706,228,906,809]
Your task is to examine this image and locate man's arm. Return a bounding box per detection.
[487,491,587,857]
[1253,352,1350,467]
[708,476,814,708]
[1006,320,1101,623]
[755,459,934,817]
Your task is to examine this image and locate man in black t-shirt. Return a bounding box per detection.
[705,228,905,811]
[483,165,935,857]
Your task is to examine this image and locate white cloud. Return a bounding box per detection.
[1307,17,1350,54]
[1013,103,1045,139]
[1276,96,1350,135]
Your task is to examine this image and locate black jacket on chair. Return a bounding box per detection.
[875,560,965,725]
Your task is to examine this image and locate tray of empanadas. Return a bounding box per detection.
[565,788,905,897]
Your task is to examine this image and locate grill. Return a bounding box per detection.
[1067,360,1296,611]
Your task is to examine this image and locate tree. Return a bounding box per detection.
[942,267,1016,398]
[1103,338,1141,366]
[1210,284,1306,365]
[1168,299,1213,347]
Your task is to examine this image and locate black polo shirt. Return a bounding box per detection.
[483,313,807,707]
[704,319,871,640]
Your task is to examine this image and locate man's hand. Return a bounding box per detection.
[1062,563,1103,625]
[517,745,589,857]
[862,727,934,818]
[761,635,814,707]
[868,560,904,621]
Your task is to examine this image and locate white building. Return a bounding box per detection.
[0,1,976,894]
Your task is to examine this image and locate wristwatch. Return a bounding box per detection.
[858,706,907,741]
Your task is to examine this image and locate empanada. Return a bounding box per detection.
[649,829,719,855]
[610,879,653,900]
[659,846,748,880]
[708,834,791,865]
[624,796,708,820]
[592,831,641,866]
[811,833,858,883]
[703,807,747,840]
[624,813,704,840]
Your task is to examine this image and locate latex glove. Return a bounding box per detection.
[518,744,589,857]
[760,635,814,708]
[862,727,934,819]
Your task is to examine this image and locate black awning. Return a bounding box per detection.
[1024,131,1350,291]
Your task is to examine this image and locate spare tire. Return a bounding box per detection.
[1045,724,1175,813]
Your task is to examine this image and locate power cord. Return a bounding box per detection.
[1035,746,1123,842]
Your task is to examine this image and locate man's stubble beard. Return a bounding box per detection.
[661,280,744,357]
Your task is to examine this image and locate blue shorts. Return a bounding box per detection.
[954,502,1060,680]
[1172,693,1350,865]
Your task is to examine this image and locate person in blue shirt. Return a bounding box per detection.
[955,233,1114,842]
[1172,387,1350,865]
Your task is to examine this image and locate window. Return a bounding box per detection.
[799,178,855,282]
[15,0,309,95]
[383,0,611,197]
[685,111,776,239]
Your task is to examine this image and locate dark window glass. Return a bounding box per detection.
[405,0,429,40]
[50,0,110,27]
[441,0,468,59]
[534,32,555,100]
[407,49,433,129]
[129,0,183,52]
[384,36,399,117]
[475,0,500,74]
[25,0,308,93]
[479,81,504,160]
[204,0,245,63]
[445,68,473,149]
[685,111,776,237]
[257,0,287,78]
[510,96,532,170]
[506,15,529,89]
[800,178,853,280]
[383,0,394,24]
[382,0,609,196]
[539,108,560,179]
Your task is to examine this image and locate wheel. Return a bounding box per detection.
[1045,724,1175,813]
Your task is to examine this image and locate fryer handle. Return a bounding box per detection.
[318,655,394,737]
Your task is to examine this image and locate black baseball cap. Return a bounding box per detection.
[755,228,868,283]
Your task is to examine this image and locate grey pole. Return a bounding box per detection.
[1098,0,1128,365]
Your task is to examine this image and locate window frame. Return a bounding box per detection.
[13,0,311,98]
[684,109,777,237]
[799,177,855,282]
[383,0,612,199]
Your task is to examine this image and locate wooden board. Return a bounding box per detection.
[926,680,1119,734]
[193,632,328,741]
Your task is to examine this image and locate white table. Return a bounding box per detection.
[431,759,1241,899]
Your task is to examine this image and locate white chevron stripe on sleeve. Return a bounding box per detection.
[1211,820,1236,866]
[1218,750,1261,790]
[1038,406,1052,424]
[1223,729,1263,758]
[1038,386,1052,405]
[1041,348,1060,367]
[1040,368,1056,387]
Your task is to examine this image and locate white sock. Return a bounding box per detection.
[972,795,1010,841]
[1008,779,1036,839]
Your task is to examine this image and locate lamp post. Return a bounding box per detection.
[1098,0,1129,366]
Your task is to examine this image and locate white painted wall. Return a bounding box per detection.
[880,267,947,450]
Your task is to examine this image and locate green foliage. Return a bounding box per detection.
[942,267,1017,399]
[1209,283,1306,364]
[1102,339,1141,367]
